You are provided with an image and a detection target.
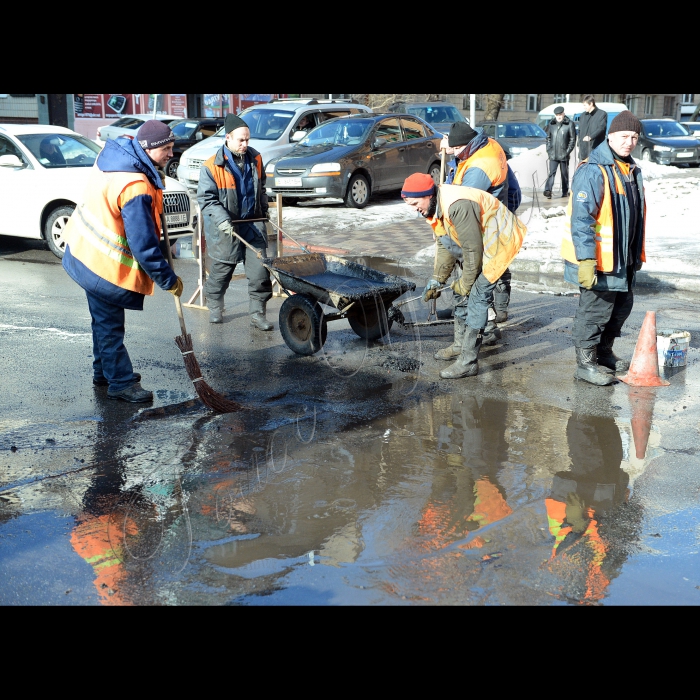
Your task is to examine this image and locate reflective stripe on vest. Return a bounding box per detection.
[561,164,623,273]
[431,184,527,283]
[453,138,508,189]
[65,172,161,295]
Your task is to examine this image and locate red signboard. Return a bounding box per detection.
[103,94,133,118]
[74,94,104,118]
[170,94,187,117]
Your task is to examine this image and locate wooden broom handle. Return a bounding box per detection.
[161,214,188,337]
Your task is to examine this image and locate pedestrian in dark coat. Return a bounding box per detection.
[197,113,273,329]
[578,95,608,161]
[544,107,577,199]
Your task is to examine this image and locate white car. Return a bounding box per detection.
[0,123,196,259]
[95,114,179,147]
[176,98,373,193]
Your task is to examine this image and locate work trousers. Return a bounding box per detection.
[544,158,570,195]
[453,272,499,331]
[205,246,272,314]
[572,283,634,349]
[85,291,137,392]
[493,268,511,314]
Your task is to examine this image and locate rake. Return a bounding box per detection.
[161,214,243,413]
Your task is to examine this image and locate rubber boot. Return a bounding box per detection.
[574,347,616,385]
[250,303,273,331]
[494,275,510,324]
[481,319,502,346]
[440,327,482,379]
[597,333,630,373]
[434,317,466,360]
[209,306,223,324]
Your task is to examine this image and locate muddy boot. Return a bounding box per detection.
[107,382,154,403]
[481,319,502,346]
[574,347,616,385]
[434,318,466,360]
[209,306,223,324]
[597,333,630,373]
[440,327,482,379]
[250,303,273,331]
[494,275,510,324]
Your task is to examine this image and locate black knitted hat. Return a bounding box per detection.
[225,113,249,134]
[448,122,478,147]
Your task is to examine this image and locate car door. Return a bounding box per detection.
[0,135,41,237]
[400,117,438,175]
[368,117,409,190]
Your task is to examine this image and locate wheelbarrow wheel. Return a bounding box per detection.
[279,294,328,356]
[347,302,393,340]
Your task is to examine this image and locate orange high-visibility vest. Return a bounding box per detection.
[64,171,163,295]
[453,138,508,190]
[428,184,527,283]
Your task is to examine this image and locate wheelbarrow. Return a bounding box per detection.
[222,219,416,356]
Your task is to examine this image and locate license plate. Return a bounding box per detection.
[677,151,692,157]
[276,177,302,187]
[166,213,188,225]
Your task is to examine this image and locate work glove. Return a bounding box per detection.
[578,259,598,289]
[168,276,184,297]
[450,276,472,298]
[219,220,235,236]
[422,279,442,302]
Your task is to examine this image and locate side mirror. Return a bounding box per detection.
[196,132,203,141]
[373,137,387,149]
[0,154,23,168]
[291,131,305,142]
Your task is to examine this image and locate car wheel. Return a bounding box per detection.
[278,294,328,355]
[283,197,300,207]
[165,157,180,179]
[642,149,652,162]
[344,173,370,209]
[44,205,74,259]
[429,162,441,185]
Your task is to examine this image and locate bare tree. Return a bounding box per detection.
[350,94,444,110]
[482,94,506,121]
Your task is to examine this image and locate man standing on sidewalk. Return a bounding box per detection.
[561,111,646,386]
[198,113,273,329]
[402,173,526,379]
[578,96,608,161]
[543,106,577,199]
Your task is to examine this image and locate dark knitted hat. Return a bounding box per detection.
[137,120,175,149]
[608,111,642,135]
[401,173,436,198]
[553,106,564,114]
[225,113,249,134]
[448,122,478,147]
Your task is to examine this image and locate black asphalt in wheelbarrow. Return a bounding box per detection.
[262,253,416,355]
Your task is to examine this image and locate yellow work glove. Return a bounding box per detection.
[578,259,598,289]
[168,277,184,297]
[450,276,472,298]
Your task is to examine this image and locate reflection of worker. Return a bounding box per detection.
[545,412,631,604]
[39,137,66,166]
[402,173,526,379]
[198,113,272,329]
[561,111,646,385]
[62,120,183,403]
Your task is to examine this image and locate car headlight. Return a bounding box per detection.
[653,145,671,152]
[310,162,341,175]
[509,147,529,156]
[266,166,275,176]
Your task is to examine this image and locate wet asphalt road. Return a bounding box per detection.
[1,230,700,606]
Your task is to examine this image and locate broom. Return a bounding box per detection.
[161,213,242,413]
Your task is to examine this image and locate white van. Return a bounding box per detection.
[537,101,629,134]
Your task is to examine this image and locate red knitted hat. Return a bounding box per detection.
[401,173,436,198]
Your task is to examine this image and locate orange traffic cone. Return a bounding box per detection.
[618,311,670,387]
[629,387,656,459]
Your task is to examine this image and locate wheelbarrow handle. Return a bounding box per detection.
[225,217,313,256]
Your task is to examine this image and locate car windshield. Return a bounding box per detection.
[496,123,546,138]
[300,119,373,147]
[643,121,692,137]
[237,108,295,140]
[17,133,101,168]
[169,120,200,140]
[406,105,466,125]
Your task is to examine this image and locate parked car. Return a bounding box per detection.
[387,100,469,136]
[161,116,225,178]
[265,112,443,209]
[476,120,547,159]
[537,102,629,135]
[176,98,373,193]
[680,121,700,140]
[633,118,700,167]
[95,114,179,147]
[0,124,197,259]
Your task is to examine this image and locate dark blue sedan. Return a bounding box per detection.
[265,113,443,208]
[634,119,700,167]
